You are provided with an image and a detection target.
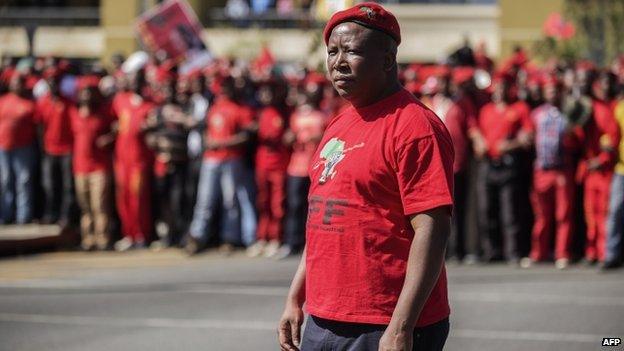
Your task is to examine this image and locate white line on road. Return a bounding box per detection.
[0,312,276,331]
[452,329,600,343]
[2,283,623,308]
[0,312,602,344]
[452,291,624,307]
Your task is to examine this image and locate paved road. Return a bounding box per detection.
[0,250,622,351]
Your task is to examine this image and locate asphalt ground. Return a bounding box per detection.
[0,249,622,351]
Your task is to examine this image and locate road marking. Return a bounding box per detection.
[452,329,599,343]
[0,312,602,344]
[2,283,623,308]
[0,312,276,331]
[452,291,624,307]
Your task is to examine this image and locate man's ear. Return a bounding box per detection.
[383,52,396,72]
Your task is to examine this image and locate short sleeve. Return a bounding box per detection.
[396,134,454,216]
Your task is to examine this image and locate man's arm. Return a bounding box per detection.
[278,246,307,351]
[378,207,450,351]
[205,129,250,150]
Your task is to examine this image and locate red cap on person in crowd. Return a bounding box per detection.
[323,2,401,45]
[0,67,15,84]
[154,67,175,84]
[576,60,596,72]
[77,75,100,91]
[25,75,38,91]
[452,67,475,85]
[492,70,515,85]
[540,73,558,87]
[43,67,62,81]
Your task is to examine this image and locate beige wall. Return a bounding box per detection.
[498,0,564,59]
[100,0,141,63]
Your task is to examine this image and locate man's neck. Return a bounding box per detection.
[352,80,402,108]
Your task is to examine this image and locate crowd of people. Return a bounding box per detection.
[0,45,623,269]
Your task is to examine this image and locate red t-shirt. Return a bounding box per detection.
[478,101,532,159]
[256,106,290,171]
[287,106,327,177]
[112,92,155,166]
[70,104,115,174]
[441,96,477,173]
[204,97,253,161]
[36,94,74,155]
[0,93,37,151]
[305,89,454,327]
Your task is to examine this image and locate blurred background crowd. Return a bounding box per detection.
[1,0,624,272]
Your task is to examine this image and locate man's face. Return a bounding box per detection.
[9,75,25,96]
[543,83,558,104]
[326,22,388,107]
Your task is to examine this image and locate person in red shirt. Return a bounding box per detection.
[0,73,38,224]
[578,71,621,264]
[246,78,291,258]
[112,69,156,251]
[476,75,532,264]
[279,4,453,350]
[36,67,75,225]
[70,77,116,251]
[276,73,328,259]
[185,76,254,255]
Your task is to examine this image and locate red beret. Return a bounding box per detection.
[77,76,100,90]
[452,67,475,85]
[43,67,61,80]
[323,2,401,45]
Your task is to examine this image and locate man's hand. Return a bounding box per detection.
[205,139,222,151]
[95,134,115,149]
[378,327,413,351]
[278,302,303,351]
[587,157,602,171]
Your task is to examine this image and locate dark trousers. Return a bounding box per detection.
[477,160,522,260]
[448,171,468,260]
[283,176,310,250]
[41,153,75,223]
[301,316,449,351]
[185,156,202,223]
[154,162,187,245]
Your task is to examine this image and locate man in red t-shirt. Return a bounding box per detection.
[185,76,254,255]
[278,3,454,351]
[0,73,38,224]
[36,68,75,225]
[112,70,156,251]
[70,78,116,251]
[475,76,532,264]
[578,72,621,263]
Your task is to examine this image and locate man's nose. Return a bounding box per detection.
[334,51,349,72]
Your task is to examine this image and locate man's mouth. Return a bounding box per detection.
[333,76,354,83]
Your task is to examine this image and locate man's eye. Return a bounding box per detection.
[327,50,337,56]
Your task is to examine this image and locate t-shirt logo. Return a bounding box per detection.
[314,137,364,184]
